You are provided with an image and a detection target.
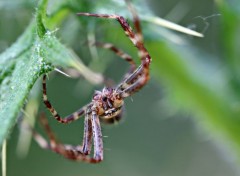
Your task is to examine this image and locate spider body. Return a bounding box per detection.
[92,87,123,119]
[32,0,152,163]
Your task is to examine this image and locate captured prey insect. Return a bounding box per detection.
[33,1,152,163]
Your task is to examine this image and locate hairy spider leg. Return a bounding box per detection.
[42,73,103,161]
[42,74,87,124]
[42,75,94,154]
[77,8,151,95]
[89,0,144,83]
[125,0,143,43]
[33,112,102,163]
[32,114,74,153]
[119,66,150,98]
[39,113,59,148]
[93,42,137,84]
[93,42,136,74]
[76,13,150,62]
[82,112,93,155]
[116,2,151,95]
[90,111,104,161]
[90,42,136,88]
[37,113,85,153]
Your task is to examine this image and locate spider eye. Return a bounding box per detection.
[102,97,107,102]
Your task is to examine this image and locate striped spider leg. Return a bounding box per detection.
[33,0,152,163]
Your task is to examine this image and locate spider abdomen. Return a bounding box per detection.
[100,107,123,124]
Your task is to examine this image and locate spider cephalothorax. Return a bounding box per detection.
[32,0,152,163]
[92,87,124,122]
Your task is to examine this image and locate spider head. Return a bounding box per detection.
[93,87,124,123]
[93,87,113,103]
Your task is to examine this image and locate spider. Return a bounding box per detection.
[32,0,152,163]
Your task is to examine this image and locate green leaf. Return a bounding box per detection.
[0,41,52,146]
[0,0,103,146]
[147,27,240,156]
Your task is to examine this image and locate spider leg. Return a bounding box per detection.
[82,111,93,155]
[40,111,93,155]
[42,74,89,124]
[32,127,86,161]
[37,113,62,148]
[93,42,136,73]
[90,41,138,88]
[125,0,143,43]
[33,113,102,163]
[119,66,149,98]
[76,13,151,64]
[77,3,151,92]
[65,111,103,163]
[93,42,137,82]
[29,125,50,150]
[31,115,68,154]
[116,63,144,90]
[37,113,84,153]
[90,111,103,161]
[32,128,84,161]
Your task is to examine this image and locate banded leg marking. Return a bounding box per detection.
[120,65,150,98]
[90,111,103,162]
[33,112,103,163]
[125,0,143,43]
[76,12,151,64]
[94,42,136,72]
[42,74,87,124]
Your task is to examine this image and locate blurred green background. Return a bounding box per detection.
[1,0,240,175]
